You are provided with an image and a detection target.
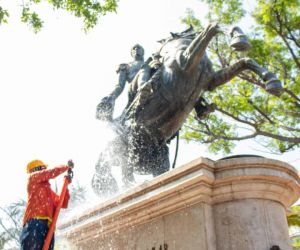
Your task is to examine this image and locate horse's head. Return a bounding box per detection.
[158,25,197,62]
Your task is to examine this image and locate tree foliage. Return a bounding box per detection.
[0,199,25,249]
[66,181,87,209]
[181,0,300,154]
[0,0,118,32]
[287,205,300,249]
[288,205,300,228]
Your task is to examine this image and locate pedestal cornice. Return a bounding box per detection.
[58,156,300,246]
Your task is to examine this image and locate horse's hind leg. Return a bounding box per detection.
[152,143,170,177]
[92,152,119,196]
[208,58,283,96]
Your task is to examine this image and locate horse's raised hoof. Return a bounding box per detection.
[262,71,283,97]
[265,79,283,97]
[229,26,251,52]
[230,35,251,52]
[92,173,119,197]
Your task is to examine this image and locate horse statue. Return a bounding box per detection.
[92,24,282,196]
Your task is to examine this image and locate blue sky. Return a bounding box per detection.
[0,0,299,206]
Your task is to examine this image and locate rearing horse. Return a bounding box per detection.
[92,24,282,196]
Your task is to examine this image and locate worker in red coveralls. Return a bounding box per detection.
[20,159,73,250]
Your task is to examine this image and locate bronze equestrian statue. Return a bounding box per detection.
[92,24,282,196]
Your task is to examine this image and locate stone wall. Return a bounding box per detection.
[58,156,300,250]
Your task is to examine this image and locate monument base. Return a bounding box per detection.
[58,156,300,250]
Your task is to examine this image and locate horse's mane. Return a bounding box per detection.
[157,25,197,45]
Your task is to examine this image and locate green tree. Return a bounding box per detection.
[288,206,300,228]
[181,0,300,155]
[0,0,118,32]
[65,180,87,210]
[287,206,300,249]
[0,199,25,249]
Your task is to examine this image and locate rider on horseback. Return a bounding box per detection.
[96,44,162,121]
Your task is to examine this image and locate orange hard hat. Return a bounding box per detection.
[27,159,47,173]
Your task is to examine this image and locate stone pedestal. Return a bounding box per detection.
[58,156,300,250]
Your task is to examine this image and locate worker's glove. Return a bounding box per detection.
[66,160,74,182]
[67,160,74,169]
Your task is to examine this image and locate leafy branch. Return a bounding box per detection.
[0,0,118,32]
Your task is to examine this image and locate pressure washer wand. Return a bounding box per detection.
[42,160,74,250]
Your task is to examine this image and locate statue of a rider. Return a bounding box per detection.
[96,44,158,121]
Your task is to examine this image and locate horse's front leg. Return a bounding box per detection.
[119,138,136,189]
[92,151,119,197]
[180,24,222,72]
[121,159,135,188]
[208,58,283,96]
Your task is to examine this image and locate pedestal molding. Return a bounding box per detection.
[59,160,215,244]
[58,156,300,248]
[215,157,299,181]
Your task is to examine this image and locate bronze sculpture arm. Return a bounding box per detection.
[109,63,128,99]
